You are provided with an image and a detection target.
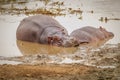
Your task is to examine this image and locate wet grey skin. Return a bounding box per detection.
[70,26,114,44]
[16,15,79,47]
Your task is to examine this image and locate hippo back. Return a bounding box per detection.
[22,15,67,32]
[16,15,68,43]
[70,29,98,44]
[80,26,106,40]
[70,26,114,45]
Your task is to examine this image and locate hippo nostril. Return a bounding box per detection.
[109,32,114,38]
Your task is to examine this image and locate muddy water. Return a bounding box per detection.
[0,0,120,66]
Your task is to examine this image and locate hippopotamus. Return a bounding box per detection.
[70,26,114,44]
[16,15,78,47]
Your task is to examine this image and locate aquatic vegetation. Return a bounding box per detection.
[0,0,84,17]
[99,17,120,23]
[69,9,83,15]
[24,8,65,16]
[0,0,28,4]
[0,0,96,21]
[0,0,119,23]
[50,1,64,8]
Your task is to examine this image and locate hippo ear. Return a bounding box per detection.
[61,29,64,31]
[99,26,105,30]
[99,26,103,29]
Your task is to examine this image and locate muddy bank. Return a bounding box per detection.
[0,43,120,80]
[0,64,91,80]
[0,64,120,80]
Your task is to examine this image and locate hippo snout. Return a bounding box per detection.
[62,37,79,47]
[108,32,114,38]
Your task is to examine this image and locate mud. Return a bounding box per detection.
[0,62,120,80]
[0,43,120,80]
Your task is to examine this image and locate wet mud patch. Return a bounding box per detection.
[0,63,120,80]
[0,43,120,80]
[0,41,120,66]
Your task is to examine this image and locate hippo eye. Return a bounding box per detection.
[61,29,64,31]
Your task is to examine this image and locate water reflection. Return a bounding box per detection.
[17,40,77,55]
[99,17,120,23]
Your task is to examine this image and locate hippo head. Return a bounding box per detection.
[47,30,79,47]
[99,26,114,39]
[61,36,79,47]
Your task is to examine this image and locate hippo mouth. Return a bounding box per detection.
[47,36,63,46]
[47,36,79,47]
[62,37,79,47]
[108,32,114,38]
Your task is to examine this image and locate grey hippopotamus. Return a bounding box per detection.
[70,26,114,44]
[16,15,78,47]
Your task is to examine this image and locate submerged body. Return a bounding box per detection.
[16,15,78,47]
[70,26,114,44]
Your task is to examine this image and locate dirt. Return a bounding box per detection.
[0,63,120,80]
[0,43,120,80]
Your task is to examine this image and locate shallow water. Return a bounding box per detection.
[0,0,120,66]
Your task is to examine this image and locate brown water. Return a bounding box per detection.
[0,0,120,66]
